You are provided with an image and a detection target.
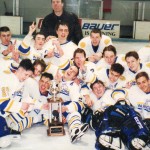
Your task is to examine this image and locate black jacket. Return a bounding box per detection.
[41,10,83,45]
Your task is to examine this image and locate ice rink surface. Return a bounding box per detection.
[2,40,150,150]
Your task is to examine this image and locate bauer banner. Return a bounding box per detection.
[36,18,120,38]
[80,19,120,38]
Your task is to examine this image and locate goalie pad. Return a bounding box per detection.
[90,110,103,131]
[121,108,150,150]
[95,100,129,150]
[95,100,129,138]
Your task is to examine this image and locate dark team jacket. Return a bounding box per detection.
[41,10,83,44]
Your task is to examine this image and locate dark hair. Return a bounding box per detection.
[33,59,46,73]
[125,51,139,60]
[73,48,86,59]
[33,32,46,40]
[72,65,79,77]
[135,71,149,81]
[90,80,105,90]
[90,28,102,37]
[40,72,53,80]
[19,59,34,72]
[55,21,69,32]
[0,26,10,33]
[102,45,117,57]
[110,63,124,75]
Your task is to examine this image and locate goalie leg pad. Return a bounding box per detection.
[121,108,150,150]
[95,101,129,138]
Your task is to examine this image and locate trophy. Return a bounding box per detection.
[47,80,65,136]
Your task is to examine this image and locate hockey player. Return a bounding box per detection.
[96,45,126,70]
[7,72,53,132]
[43,21,77,70]
[55,65,89,143]
[0,26,21,58]
[128,71,150,123]
[78,28,112,63]
[125,51,150,86]
[18,22,46,62]
[96,63,128,89]
[94,74,150,150]
[32,59,47,81]
[89,85,150,149]
[0,59,34,148]
[73,48,97,84]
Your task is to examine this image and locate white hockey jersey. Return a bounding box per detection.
[138,45,150,63]
[96,54,126,70]
[78,35,112,58]
[44,39,77,70]
[0,72,24,118]
[18,34,45,62]
[90,89,116,112]
[97,68,127,89]
[127,85,150,119]
[0,39,21,58]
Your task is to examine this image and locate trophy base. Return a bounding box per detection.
[47,122,65,136]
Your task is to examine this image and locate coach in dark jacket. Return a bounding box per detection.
[41,0,83,45]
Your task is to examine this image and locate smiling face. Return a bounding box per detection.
[126,56,140,72]
[17,67,33,82]
[39,76,51,94]
[56,25,69,41]
[34,34,45,50]
[33,64,43,77]
[64,66,78,81]
[103,51,116,65]
[109,70,121,83]
[74,53,86,68]
[136,76,150,93]
[0,31,12,45]
[90,32,101,46]
[92,82,106,99]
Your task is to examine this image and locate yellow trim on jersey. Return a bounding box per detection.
[58,60,69,69]
[73,103,78,111]
[19,122,23,131]
[22,41,29,49]
[89,75,97,84]
[19,50,30,56]
[68,116,79,126]
[27,117,33,128]
[5,100,14,112]
[45,63,51,71]
[0,97,9,103]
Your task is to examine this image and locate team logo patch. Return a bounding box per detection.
[104,39,110,45]
[80,42,86,48]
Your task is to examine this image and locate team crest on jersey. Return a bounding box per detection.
[121,56,125,62]
[12,90,23,98]
[146,63,150,68]
[120,75,126,81]
[79,42,86,48]
[54,51,60,58]
[104,39,110,45]
[59,83,69,96]
[33,55,41,61]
